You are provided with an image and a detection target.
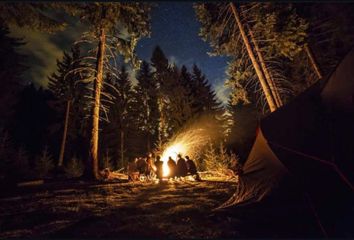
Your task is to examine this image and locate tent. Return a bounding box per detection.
[221,49,354,237]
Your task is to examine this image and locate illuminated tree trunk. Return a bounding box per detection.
[90,26,106,180]
[304,43,323,79]
[58,99,71,167]
[248,27,283,107]
[230,3,277,112]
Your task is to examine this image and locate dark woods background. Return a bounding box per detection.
[0,2,354,182]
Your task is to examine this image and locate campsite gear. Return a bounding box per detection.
[221,48,354,237]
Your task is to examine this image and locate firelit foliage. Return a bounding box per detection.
[0,2,66,32]
[202,142,234,173]
[150,46,225,145]
[246,3,308,60]
[52,3,152,179]
[194,3,309,112]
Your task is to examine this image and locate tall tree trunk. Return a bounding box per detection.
[304,43,323,79]
[247,27,283,107]
[58,99,71,167]
[120,130,124,167]
[229,3,277,112]
[90,26,106,180]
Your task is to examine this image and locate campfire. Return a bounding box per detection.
[161,143,186,177]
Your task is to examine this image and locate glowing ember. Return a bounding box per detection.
[158,116,223,178]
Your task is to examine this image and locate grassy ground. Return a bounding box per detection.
[0,180,239,239]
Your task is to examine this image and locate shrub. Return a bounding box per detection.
[65,155,84,178]
[203,142,241,174]
[35,146,54,178]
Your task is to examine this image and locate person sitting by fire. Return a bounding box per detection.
[127,158,139,181]
[167,156,177,179]
[154,155,163,180]
[136,157,147,176]
[186,156,201,181]
[145,153,155,179]
[176,154,188,179]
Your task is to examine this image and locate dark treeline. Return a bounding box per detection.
[1,2,354,181]
[0,28,224,180]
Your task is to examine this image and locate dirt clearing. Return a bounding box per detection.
[0,180,238,238]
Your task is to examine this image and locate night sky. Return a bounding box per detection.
[136,2,230,103]
[10,2,231,103]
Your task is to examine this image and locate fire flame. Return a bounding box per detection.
[159,129,213,177]
[161,143,186,177]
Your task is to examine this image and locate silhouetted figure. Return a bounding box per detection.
[145,153,154,178]
[136,157,147,175]
[154,155,163,180]
[167,156,177,179]
[176,154,188,178]
[186,156,201,181]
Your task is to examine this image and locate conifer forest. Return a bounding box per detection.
[0,2,353,238]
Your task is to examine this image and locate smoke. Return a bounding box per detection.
[159,114,224,161]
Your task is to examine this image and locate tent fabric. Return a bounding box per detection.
[219,128,287,208]
[321,48,354,111]
[223,48,354,236]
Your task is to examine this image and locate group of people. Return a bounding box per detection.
[127,153,201,182]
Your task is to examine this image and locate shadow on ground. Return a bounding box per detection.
[0,180,238,238]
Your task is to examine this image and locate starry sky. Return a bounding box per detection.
[135,2,230,104]
[10,2,231,103]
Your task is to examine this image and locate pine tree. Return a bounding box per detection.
[134,61,159,153]
[48,46,84,167]
[194,3,308,112]
[167,64,194,133]
[191,64,222,115]
[0,2,65,32]
[102,66,135,168]
[151,46,172,144]
[53,3,152,179]
[0,27,27,127]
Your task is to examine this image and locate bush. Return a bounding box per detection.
[35,146,54,178]
[65,155,84,178]
[203,142,240,174]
